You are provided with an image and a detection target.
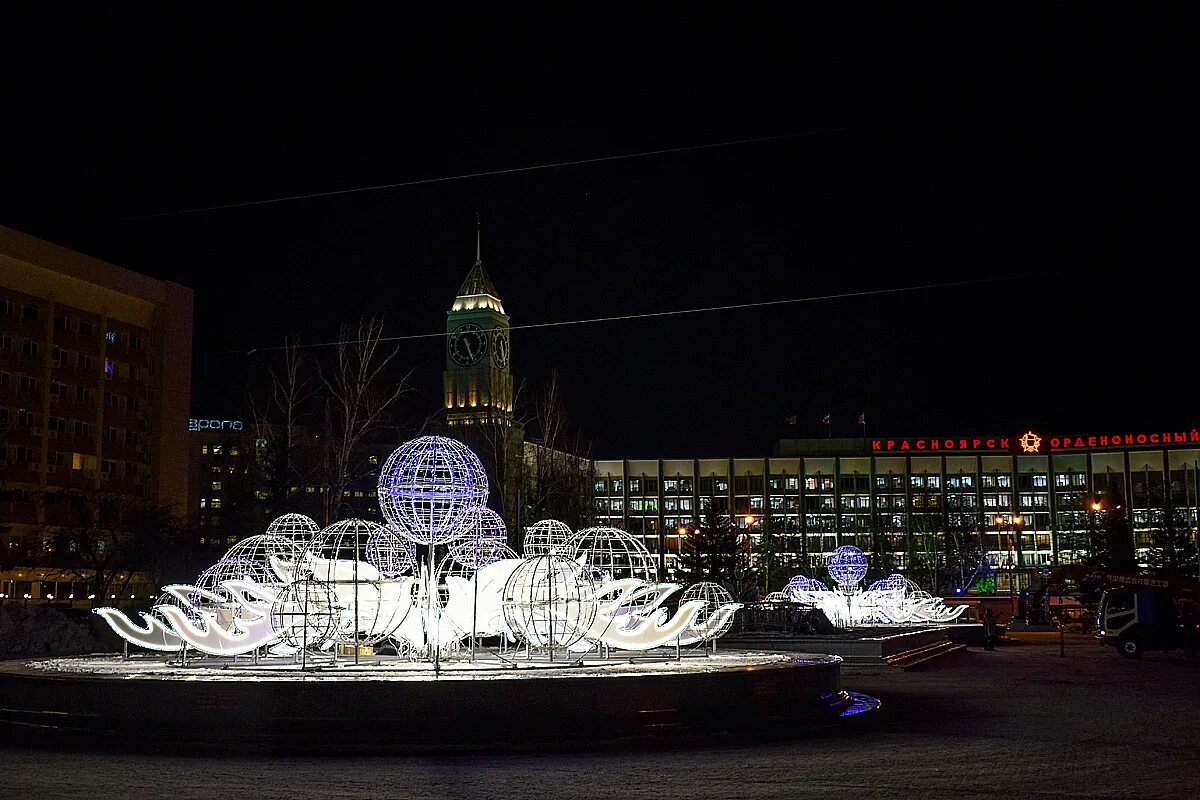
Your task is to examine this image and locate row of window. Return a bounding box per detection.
[0,300,146,349]
[0,445,146,478]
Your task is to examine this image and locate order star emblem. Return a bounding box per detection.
[1019,431,1042,453]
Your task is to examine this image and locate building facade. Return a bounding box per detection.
[595,429,1200,589]
[0,226,193,604]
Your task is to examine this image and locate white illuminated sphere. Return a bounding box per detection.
[522,519,573,557]
[564,526,658,585]
[365,527,416,578]
[448,506,509,568]
[785,573,830,600]
[681,582,736,638]
[220,534,302,581]
[266,513,320,547]
[828,545,869,587]
[377,436,489,544]
[502,556,597,649]
[270,578,340,650]
[303,519,387,568]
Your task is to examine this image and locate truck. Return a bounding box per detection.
[1092,571,1200,659]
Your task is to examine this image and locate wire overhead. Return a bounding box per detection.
[236,273,1045,356]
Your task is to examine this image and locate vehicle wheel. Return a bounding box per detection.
[1119,637,1143,659]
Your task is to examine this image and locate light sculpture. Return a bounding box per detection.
[522,519,572,557]
[680,582,736,639]
[502,556,597,650]
[94,436,745,664]
[828,545,869,588]
[448,506,508,568]
[784,574,830,600]
[365,527,417,578]
[265,513,320,545]
[377,435,488,544]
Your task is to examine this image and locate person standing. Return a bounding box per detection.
[983,606,998,651]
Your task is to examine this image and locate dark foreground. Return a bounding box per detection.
[2,634,1196,799]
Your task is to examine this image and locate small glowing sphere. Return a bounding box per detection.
[681,581,736,638]
[867,573,908,594]
[270,579,340,650]
[828,545,869,586]
[377,436,489,544]
[522,519,572,557]
[448,506,509,569]
[365,527,416,578]
[502,556,597,649]
[784,573,830,600]
[563,526,658,585]
[220,534,302,580]
[265,513,320,547]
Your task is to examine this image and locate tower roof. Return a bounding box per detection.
[451,223,505,313]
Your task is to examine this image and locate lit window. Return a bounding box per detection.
[211,445,223,455]
[201,445,209,455]
[211,498,222,509]
[211,481,222,491]
[368,455,379,465]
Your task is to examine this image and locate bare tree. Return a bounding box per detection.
[247,336,319,510]
[521,371,595,530]
[318,317,410,522]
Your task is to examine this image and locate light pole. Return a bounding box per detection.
[995,513,1023,620]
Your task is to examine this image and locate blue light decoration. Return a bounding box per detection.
[785,573,830,600]
[827,545,868,587]
[866,573,908,594]
[377,436,488,545]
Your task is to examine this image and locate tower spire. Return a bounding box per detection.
[475,212,481,265]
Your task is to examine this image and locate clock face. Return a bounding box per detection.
[448,323,487,366]
[491,328,510,368]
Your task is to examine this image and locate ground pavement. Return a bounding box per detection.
[2,632,1196,799]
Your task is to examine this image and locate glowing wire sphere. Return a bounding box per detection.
[681,582,735,637]
[502,556,597,650]
[784,573,830,600]
[448,506,509,568]
[196,557,275,592]
[302,519,387,567]
[270,578,340,650]
[220,534,302,580]
[828,545,869,586]
[867,573,909,594]
[522,519,573,557]
[265,513,320,546]
[377,436,489,544]
[365,527,416,578]
[564,526,658,585]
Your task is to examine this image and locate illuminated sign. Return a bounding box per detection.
[188,419,244,432]
[870,428,1199,453]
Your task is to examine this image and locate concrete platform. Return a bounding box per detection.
[0,651,877,753]
[724,625,965,669]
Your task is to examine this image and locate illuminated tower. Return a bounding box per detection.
[443,225,513,426]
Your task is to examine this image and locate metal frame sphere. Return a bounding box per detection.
[784,573,830,600]
[377,436,489,544]
[867,573,909,594]
[265,513,320,547]
[502,556,597,650]
[364,526,417,578]
[302,519,388,567]
[563,526,658,586]
[270,578,340,650]
[522,519,573,557]
[220,534,302,581]
[680,581,735,637]
[828,545,869,586]
[448,506,509,568]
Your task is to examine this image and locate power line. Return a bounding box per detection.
[235,272,1045,356]
[127,127,854,219]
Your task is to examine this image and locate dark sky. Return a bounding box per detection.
[2,9,1193,458]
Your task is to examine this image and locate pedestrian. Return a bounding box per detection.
[983,607,997,651]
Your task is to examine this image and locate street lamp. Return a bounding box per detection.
[994,513,1024,619]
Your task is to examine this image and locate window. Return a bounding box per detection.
[21,340,38,358]
[211,445,223,455]
[22,305,39,322]
[211,481,222,491]
[54,314,69,331]
[48,416,66,433]
[628,479,641,493]
[200,444,209,455]
[229,446,240,456]
[72,420,90,438]
[75,386,91,403]
[210,498,222,509]
[77,353,91,371]
[100,459,117,475]
[103,426,119,443]
[18,375,37,394]
[368,455,379,465]
[78,321,93,338]
[104,359,114,378]
[594,479,607,493]
[124,430,139,446]
[130,333,144,350]
[0,299,12,315]
[103,391,121,409]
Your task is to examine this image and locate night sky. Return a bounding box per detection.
[3,9,1192,458]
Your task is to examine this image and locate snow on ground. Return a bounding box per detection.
[2,633,1197,799]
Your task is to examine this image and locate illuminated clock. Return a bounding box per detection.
[491,328,510,368]
[448,323,487,366]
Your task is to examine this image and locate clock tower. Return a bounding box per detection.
[443,227,514,426]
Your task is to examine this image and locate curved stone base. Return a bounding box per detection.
[0,651,875,752]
